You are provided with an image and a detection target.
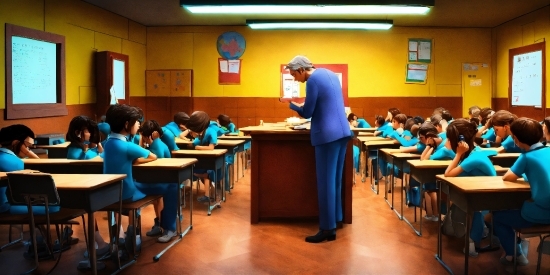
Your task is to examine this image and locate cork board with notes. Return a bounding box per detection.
[146,70,192,97]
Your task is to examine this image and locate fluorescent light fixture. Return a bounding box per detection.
[247,20,393,30]
[184,5,430,15]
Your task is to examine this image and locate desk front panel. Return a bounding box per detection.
[58,182,120,212]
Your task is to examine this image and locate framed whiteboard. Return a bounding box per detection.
[508,42,546,119]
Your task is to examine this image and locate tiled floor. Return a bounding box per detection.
[0,171,548,274]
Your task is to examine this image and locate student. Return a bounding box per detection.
[97,115,111,144]
[374,108,399,137]
[164,112,191,139]
[391,118,419,147]
[128,106,145,145]
[370,115,388,180]
[542,116,550,144]
[217,114,237,134]
[429,114,448,139]
[413,116,424,125]
[378,113,409,180]
[0,124,48,214]
[188,111,221,203]
[490,110,522,153]
[493,118,550,266]
[468,105,480,119]
[139,120,170,237]
[348,113,358,127]
[432,107,446,116]
[347,114,360,173]
[103,104,178,243]
[66,115,103,160]
[441,110,453,124]
[444,118,497,257]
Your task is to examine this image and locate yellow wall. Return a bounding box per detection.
[0,0,147,109]
[147,26,492,98]
[492,6,550,106]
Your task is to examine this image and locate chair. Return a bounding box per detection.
[7,172,85,275]
[514,224,550,275]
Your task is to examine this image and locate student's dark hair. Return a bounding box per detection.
[446,118,478,160]
[544,116,550,135]
[388,108,401,121]
[413,116,424,125]
[140,120,164,138]
[430,114,443,127]
[468,105,480,115]
[66,116,100,146]
[392,114,407,125]
[0,124,35,155]
[217,114,232,128]
[510,117,543,146]
[106,104,141,137]
[490,110,517,127]
[479,107,494,125]
[347,113,357,122]
[100,115,107,122]
[134,106,145,123]
[432,107,446,116]
[410,124,420,137]
[470,117,480,127]
[374,115,385,127]
[441,110,453,122]
[174,112,190,126]
[404,118,416,132]
[418,122,439,139]
[187,111,211,142]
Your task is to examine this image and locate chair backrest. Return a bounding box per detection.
[7,173,60,206]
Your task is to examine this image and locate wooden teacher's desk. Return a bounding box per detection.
[434,175,531,275]
[240,125,353,224]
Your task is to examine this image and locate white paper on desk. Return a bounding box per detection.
[219,60,228,73]
[228,60,240,73]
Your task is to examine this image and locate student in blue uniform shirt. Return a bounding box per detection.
[286,55,351,243]
[66,116,103,160]
[379,114,408,180]
[103,104,178,243]
[97,115,111,145]
[374,108,399,137]
[441,109,454,124]
[490,110,522,153]
[444,118,497,257]
[0,124,47,214]
[493,117,550,266]
[164,112,191,139]
[543,116,550,144]
[139,120,170,237]
[188,111,221,203]
[217,114,236,134]
[468,105,480,119]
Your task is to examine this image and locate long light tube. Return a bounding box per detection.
[184,5,430,15]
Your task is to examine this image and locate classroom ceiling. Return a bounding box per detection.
[82,0,550,28]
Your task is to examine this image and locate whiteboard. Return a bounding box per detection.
[11,36,57,104]
[511,50,543,107]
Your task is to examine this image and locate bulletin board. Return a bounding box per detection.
[408,38,432,63]
[405,63,428,84]
[279,64,348,106]
[218,58,241,85]
[146,70,192,97]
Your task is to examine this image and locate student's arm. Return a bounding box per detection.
[394,134,418,147]
[400,146,420,153]
[195,144,215,150]
[503,153,525,182]
[420,146,434,160]
[502,169,520,182]
[444,142,469,177]
[476,120,490,138]
[134,152,157,164]
[179,129,191,139]
[20,145,39,159]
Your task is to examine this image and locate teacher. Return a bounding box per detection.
[286,55,352,243]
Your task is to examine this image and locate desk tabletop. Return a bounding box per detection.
[35,142,71,149]
[357,132,375,136]
[175,138,193,145]
[239,125,309,134]
[352,127,376,132]
[435,175,530,193]
[217,139,245,146]
[408,159,451,168]
[380,148,402,154]
[4,172,125,190]
[390,152,421,159]
[134,158,198,169]
[23,157,103,165]
[218,135,252,140]
[491,153,521,158]
[364,140,397,146]
[172,149,227,157]
[357,136,384,142]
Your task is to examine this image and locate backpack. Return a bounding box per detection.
[441,204,467,238]
[407,186,421,207]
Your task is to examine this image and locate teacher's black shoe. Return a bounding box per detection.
[305,230,336,243]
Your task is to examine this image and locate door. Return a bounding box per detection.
[462,63,491,117]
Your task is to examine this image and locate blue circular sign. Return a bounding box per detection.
[217,31,246,59]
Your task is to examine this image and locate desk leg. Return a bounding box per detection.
[88,212,97,275]
[464,211,470,275]
[434,180,453,274]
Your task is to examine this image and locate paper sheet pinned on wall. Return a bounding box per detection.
[228,60,240,73]
[470,79,482,86]
[219,60,228,73]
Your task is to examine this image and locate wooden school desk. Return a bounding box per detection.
[35,142,71,159]
[0,172,125,275]
[362,140,400,194]
[174,137,193,149]
[406,160,508,236]
[23,158,197,262]
[219,135,252,180]
[240,125,353,224]
[434,175,531,275]
[351,127,376,136]
[489,152,520,168]
[171,149,227,216]
[215,139,246,188]
[382,150,421,219]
